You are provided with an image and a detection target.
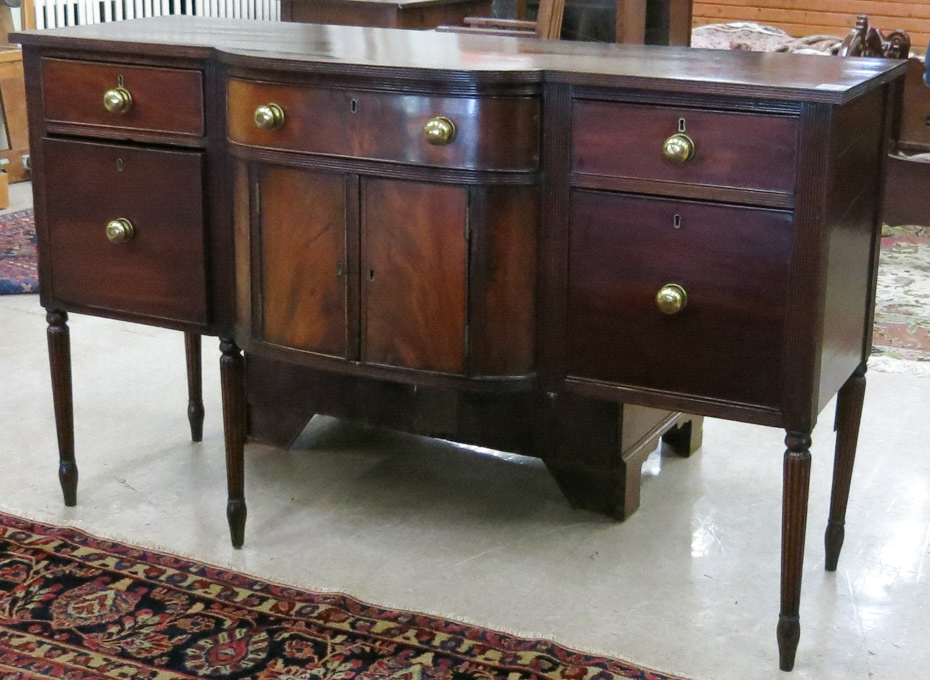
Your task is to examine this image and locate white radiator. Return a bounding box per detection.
[31,0,281,30]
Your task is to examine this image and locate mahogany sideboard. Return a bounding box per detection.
[14,17,904,671]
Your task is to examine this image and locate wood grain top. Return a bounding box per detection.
[12,16,906,103]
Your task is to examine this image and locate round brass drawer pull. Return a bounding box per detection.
[253,103,285,131]
[423,116,456,145]
[105,218,135,244]
[656,283,687,315]
[103,87,132,114]
[662,133,695,163]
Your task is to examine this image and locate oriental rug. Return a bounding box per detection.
[0,511,689,680]
[0,209,38,295]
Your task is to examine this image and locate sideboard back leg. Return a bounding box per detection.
[220,338,247,548]
[825,363,867,571]
[660,415,704,457]
[184,332,205,442]
[777,430,813,671]
[46,309,77,506]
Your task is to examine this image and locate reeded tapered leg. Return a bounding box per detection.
[825,364,866,572]
[219,338,246,548]
[47,309,77,506]
[777,431,812,672]
[184,332,204,442]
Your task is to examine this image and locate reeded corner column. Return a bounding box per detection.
[46,309,77,506]
[219,337,247,548]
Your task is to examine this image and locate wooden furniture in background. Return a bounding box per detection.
[0,47,29,182]
[14,16,904,671]
[281,0,492,28]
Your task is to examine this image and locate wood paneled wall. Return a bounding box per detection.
[692,0,930,51]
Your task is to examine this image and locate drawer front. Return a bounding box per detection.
[572,101,798,194]
[43,138,208,325]
[42,59,205,137]
[227,79,539,171]
[567,191,791,407]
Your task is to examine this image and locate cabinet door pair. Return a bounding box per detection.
[257,165,467,375]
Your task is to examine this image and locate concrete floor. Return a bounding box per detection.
[2,181,929,680]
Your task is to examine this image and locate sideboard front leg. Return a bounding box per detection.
[777,431,812,672]
[825,364,866,571]
[184,332,205,442]
[220,338,247,548]
[47,309,77,506]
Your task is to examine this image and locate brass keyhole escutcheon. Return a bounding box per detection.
[106,218,135,244]
[662,133,695,163]
[253,103,285,131]
[103,87,132,114]
[423,116,456,145]
[656,283,687,315]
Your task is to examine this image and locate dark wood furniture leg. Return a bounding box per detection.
[661,416,703,456]
[47,309,77,506]
[778,431,812,672]
[184,332,205,442]
[825,364,866,571]
[220,338,247,548]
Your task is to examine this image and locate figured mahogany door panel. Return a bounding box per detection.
[42,138,208,325]
[572,100,798,195]
[228,79,539,171]
[567,191,791,407]
[361,178,467,374]
[258,166,349,358]
[42,59,204,137]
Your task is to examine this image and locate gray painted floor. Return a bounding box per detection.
[2,182,929,680]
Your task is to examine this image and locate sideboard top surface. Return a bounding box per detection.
[13,16,905,103]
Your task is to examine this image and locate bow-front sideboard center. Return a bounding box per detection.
[13,17,905,671]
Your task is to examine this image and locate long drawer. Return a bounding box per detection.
[227,78,539,171]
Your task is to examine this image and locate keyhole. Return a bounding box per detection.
[351,98,358,114]
[368,268,375,282]
[117,74,125,87]
[678,117,687,133]
[336,261,344,277]
[116,159,123,172]
[673,214,681,229]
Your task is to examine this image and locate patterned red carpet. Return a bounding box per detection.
[0,512,689,680]
[0,210,38,295]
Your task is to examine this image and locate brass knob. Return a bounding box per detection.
[423,116,456,145]
[253,103,285,131]
[656,283,687,315]
[662,133,695,163]
[103,87,132,114]
[105,218,134,244]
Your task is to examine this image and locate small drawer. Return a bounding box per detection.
[42,138,208,325]
[567,190,792,407]
[42,58,205,138]
[227,78,539,171]
[572,100,798,195]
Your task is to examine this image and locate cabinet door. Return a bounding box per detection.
[259,166,349,359]
[361,178,467,374]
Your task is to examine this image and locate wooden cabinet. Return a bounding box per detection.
[14,17,905,672]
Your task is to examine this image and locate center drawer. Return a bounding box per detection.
[566,190,791,407]
[227,78,539,171]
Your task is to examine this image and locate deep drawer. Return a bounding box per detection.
[566,190,792,407]
[227,78,539,171]
[572,100,799,195]
[42,58,205,138]
[42,138,208,325]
